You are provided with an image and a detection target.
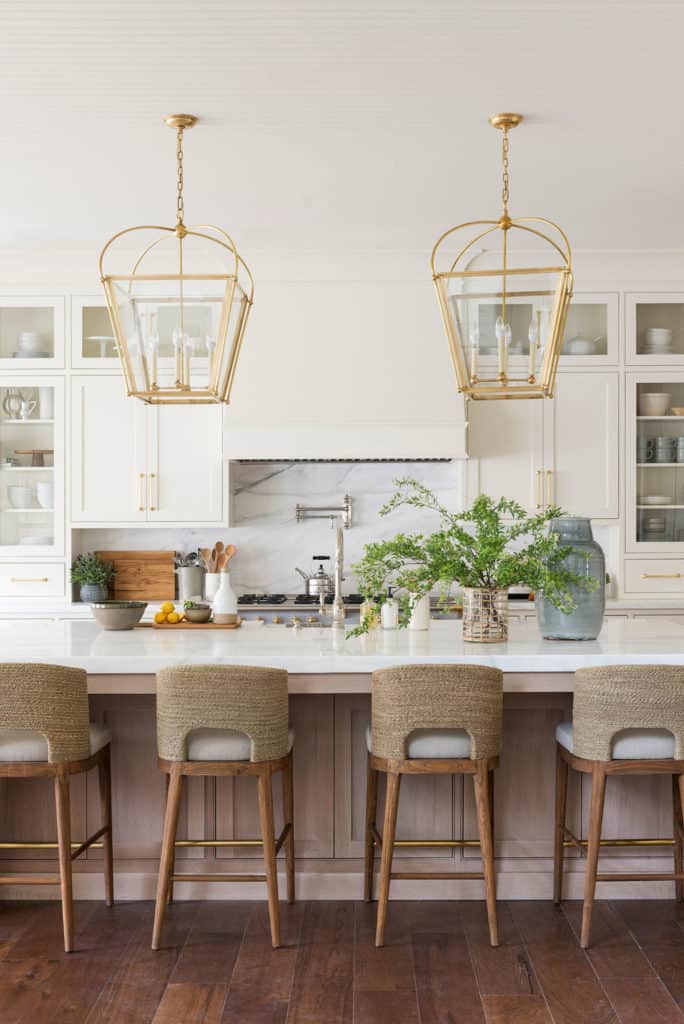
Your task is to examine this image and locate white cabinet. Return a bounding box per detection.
[71,295,119,369]
[0,297,65,369]
[543,372,619,519]
[71,376,224,525]
[468,372,619,519]
[467,399,544,511]
[626,293,684,365]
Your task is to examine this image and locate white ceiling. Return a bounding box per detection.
[1,0,683,254]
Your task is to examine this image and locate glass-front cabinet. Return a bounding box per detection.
[71,295,119,368]
[0,377,64,556]
[626,371,684,553]
[626,293,684,364]
[0,297,65,369]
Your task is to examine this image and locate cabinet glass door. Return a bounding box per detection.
[0,297,65,369]
[71,295,120,368]
[627,293,684,364]
[558,293,618,364]
[628,373,684,551]
[0,379,64,555]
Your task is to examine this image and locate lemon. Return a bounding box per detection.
[167,611,181,624]
[160,601,175,615]
[154,611,167,624]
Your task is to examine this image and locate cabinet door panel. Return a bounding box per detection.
[544,372,619,519]
[147,404,223,523]
[467,399,544,511]
[70,376,145,523]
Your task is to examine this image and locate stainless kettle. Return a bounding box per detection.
[295,557,333,597]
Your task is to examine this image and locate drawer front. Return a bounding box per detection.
[0,563,65,598]
[624,559,684,595]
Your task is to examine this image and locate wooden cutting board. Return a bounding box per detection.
[137,621,241,630]
[96,550,175,601]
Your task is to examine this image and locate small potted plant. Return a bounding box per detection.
[71,552,116,604]
[349,479,597,642]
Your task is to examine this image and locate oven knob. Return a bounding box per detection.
[272,615,282,624]
[291,615,302,625]
[307,616,318,624]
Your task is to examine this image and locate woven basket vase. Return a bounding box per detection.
[462,587,509,643]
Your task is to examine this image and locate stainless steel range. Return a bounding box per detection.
[237,593,364,626]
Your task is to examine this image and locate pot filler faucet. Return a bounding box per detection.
[318,519,346,629]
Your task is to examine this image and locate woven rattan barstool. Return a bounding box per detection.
[152,665,295,950]
[0,663,114,952]
[554,665,684,948]
[365,664,503,947]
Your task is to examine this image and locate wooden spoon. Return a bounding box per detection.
[209,547,217,572]
[224,544,237,564]
[216,552,228,571]
[199,547,211,570]
[214,541,224,558]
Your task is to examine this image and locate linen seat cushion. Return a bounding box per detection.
[0,723,111,763]
[365,724,471,759]
[187,726,294,762]
[556,721,675,760]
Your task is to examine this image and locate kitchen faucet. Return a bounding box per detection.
[317,518,346,629]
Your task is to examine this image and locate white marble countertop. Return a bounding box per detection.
[2,617,684,678]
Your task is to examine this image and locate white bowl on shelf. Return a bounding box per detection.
[638,495,673,505]
[7,485,34,508]
[18,535,52,545]
[638,393,672,416]
[36,481,53,509]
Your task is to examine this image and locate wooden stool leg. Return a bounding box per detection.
[581,764,607,949]
[282,749,295,905]
[54,769,74,953]
[97,745,114,908]
[375,770,400,948]
[553,745,569,906]
[676,774,684,903]
[152,767,183,950]
[364,753,379,903]
[258,769,281,948]
[473,761,499,947]
[164,774,176,905]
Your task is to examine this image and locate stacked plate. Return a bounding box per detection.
[644,327,673,354]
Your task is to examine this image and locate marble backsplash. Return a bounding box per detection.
[76,461,466,596]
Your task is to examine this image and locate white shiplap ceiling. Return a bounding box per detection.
[1,0,683,253]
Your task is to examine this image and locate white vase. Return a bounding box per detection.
[38,387,54,419]
[381,598,399,630]
[408,593,430,630]
[212,571,238,624]
[204,572,221,601]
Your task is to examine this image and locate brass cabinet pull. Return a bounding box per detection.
[149,472,157,512]
[138,472,146,512]
[546,469,553,506]
[10,577,49,583]
[535,469,543,509]
[641,572,681,579]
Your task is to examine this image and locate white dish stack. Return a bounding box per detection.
[644,327,673,354]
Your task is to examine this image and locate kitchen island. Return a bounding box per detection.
[0,616,682,902]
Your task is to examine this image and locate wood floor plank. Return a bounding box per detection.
[510,903,617,1024]
[562,901,655,980]
[220,903,305,1024]
[354,901,416,994]
[461,901,540,997]
[169,901,251,988]
[482,994,553,1024]
[612,902,684,1010]
[410,902,486,1024]
[355,989,419,1024]
[152,983,227,1024]
[287,901,353,1024]
[600,978,684,1024]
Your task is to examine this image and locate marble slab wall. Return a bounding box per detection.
[76,461,466,596]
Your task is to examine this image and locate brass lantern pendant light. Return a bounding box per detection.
[431,113,573,400]
[99,114,254,404]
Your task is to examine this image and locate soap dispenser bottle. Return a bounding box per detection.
[381,587,399,630]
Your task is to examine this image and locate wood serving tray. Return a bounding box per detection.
[137,620,241,630]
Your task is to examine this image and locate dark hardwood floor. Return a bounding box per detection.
[0,899,682,1023]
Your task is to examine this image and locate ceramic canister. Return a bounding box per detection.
[212,571,238,624]
[407,593,431,630]
[537,517,605,641]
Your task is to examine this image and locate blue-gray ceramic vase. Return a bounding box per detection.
[536,517,605,641]
[80,583,108,603]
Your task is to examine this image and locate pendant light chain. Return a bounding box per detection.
[176,127,185,228]
[501,127,510,220]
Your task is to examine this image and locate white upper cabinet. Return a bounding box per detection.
[71,375,146,524]
[0,297,65,370]
[558,292,619,365]
[71,375,225,525]
[626,293,684,365]
[71,295,120,369]
[543,372,619,519]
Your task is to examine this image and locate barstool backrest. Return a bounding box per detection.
[574,665,684,760]
[0,663,90,763]
[156,664,289,762]
[371,664,503,760]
